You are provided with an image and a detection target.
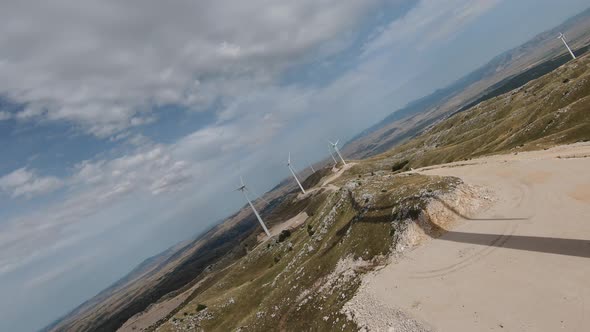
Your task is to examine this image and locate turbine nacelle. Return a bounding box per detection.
[236,175,246,191]
[328,139,347,165]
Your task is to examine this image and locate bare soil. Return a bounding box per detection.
[347,143,590,332]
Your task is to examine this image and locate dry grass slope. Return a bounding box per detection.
[154,174,459,332]
[366,54,590,171]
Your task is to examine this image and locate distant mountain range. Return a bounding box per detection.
[342,6,590,159]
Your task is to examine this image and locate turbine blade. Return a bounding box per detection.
[335,139,339,146]
[288,152,291,165]
[240,175,245,187]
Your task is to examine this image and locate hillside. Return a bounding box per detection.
[44,177,303,332]
[138,53,589,331]
[342,7,590,159]
[369,53,590,170]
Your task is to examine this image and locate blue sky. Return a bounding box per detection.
[0,1,589,331]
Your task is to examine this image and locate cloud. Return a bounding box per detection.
[363,0,502,54]
[0,0,381,138]
[0,142,194,277]
[24,251,101,288]
[0,168,63,198]
[71,144,193,195]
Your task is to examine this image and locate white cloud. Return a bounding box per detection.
[363,0,502,54]
[71,144,192,195]
[0,0,381,137]
[0,168,63,199]
[0,143,193,278]
[24,251,100,288]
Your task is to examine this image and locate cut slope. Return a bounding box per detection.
[153,173,464,332]
[347,143,590,332]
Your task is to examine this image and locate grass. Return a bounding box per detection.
[362,54,590,171]
[155,173,459,332]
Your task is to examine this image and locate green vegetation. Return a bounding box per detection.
[156,173,459,332]
[365,54,590,171]
[277,229,291,242]
[391,160,409,173]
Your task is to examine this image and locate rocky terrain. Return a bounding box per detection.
[152,170,477,332]
[348,142,590,331]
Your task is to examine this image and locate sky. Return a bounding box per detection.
[0,1,588,331]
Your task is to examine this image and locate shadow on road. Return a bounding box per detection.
[440,231,590,258]
[419,197,590,258]
[432,196,530,221]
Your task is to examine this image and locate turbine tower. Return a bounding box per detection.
[328,147,338,166]
[288,153,306,194]
[329,140,347,165]
[308,163,315,173]
[558,33,576,60]
[236,176,271,237]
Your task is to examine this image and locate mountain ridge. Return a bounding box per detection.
[342,6,590,158]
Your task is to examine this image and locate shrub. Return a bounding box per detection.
[307,225,315,237]
[391,160,409,172]
[278,229,292,242]
[196,304,207,312]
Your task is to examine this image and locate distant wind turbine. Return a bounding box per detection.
[288,153,306,194]
[558,33,576,60]
[236,176,271,237]
[308,163,315,173]
[328,147,338,166]
[329,140,347,165]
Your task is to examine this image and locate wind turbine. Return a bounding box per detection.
[308,163,315,173]
[236,176,271,237]
[288,153,306,194]
[558,33,576,60]
[329,140,347,165]
[328,147,338,166]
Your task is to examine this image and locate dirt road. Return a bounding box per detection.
[352,143,590,331]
